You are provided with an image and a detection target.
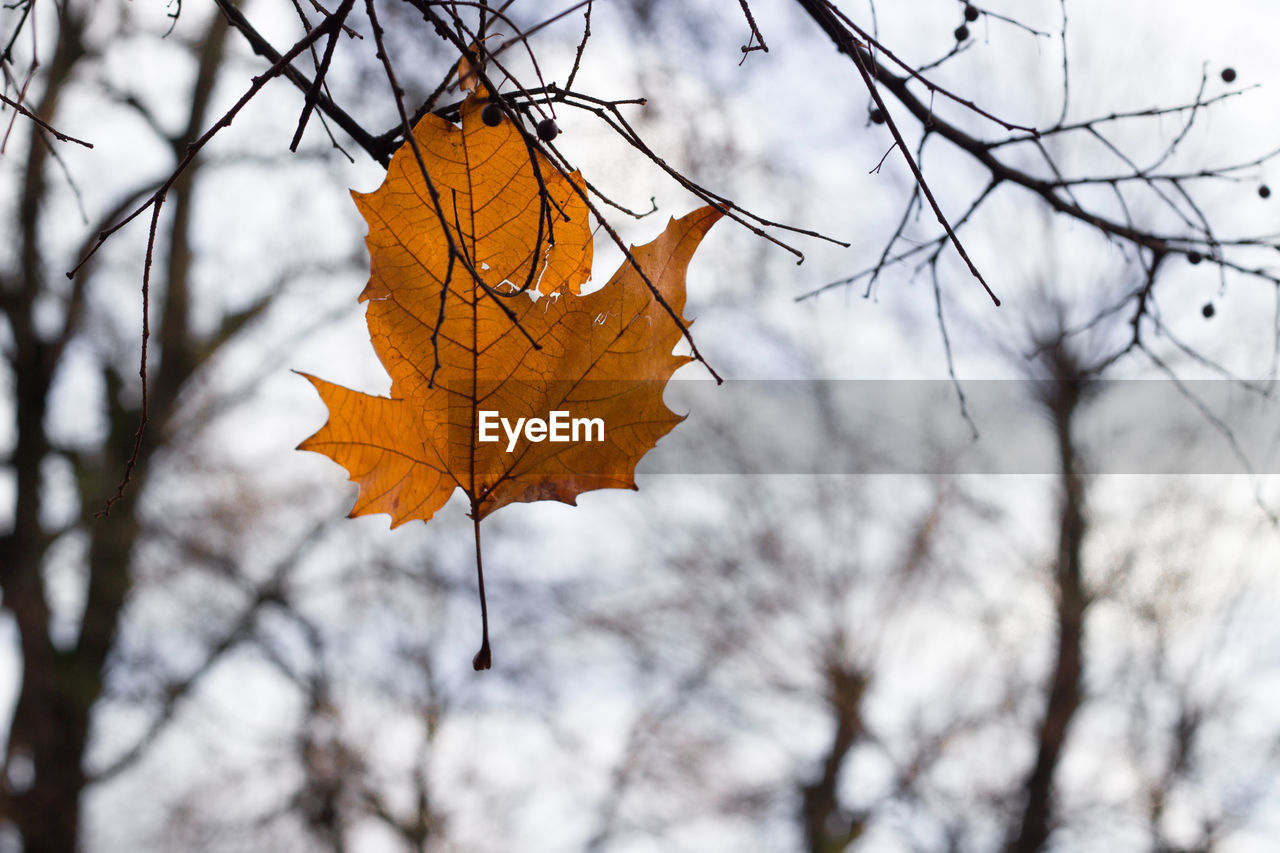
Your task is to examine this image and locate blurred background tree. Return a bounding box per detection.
[1,1,1279,851]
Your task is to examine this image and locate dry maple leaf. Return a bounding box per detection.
[298,92,721,668]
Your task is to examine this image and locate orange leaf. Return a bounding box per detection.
[299,93,721,527]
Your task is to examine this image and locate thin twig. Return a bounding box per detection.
[0,90,92,146]
[287,0,355,151]
[826,3,1037,135]
[564,0,591,91]
[737,0,769,59]
[96,199,163,516]
[69,7,349,278]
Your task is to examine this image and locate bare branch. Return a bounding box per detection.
[0,90,91,147]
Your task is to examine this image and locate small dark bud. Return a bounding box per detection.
[1201,302,1215,319]
[869,107,886,125]
[964,4,979,22]
[1187,251,1203,265]
[481,102,503,127]
[536,117,559,142]
[1221,67,1237,83]
[954,24,970,41]
[1260,184,1272,199]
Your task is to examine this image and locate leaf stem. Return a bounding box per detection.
[471,509,492,670]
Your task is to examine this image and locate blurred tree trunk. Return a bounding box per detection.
[1,11,92,850]
[1008,342,1091,853]
[0,10,229,850]
[801,661,868,853]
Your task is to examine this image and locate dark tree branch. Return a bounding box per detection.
[212,0,392,164]
[795,0,1000,305]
